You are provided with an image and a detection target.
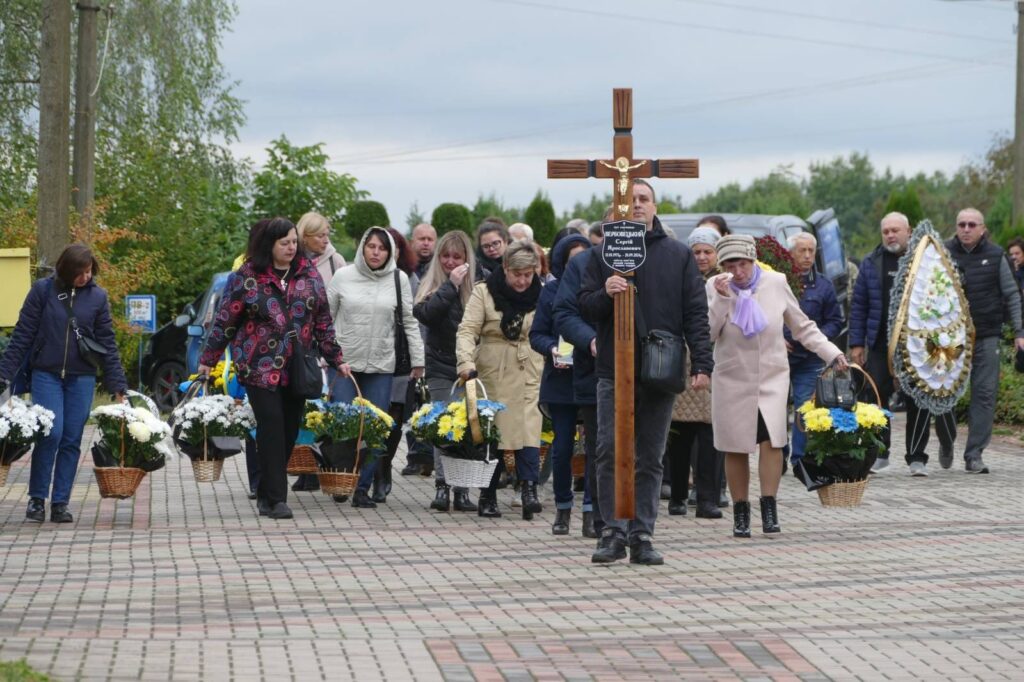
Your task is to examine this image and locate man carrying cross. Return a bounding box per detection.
[578,179,714,565]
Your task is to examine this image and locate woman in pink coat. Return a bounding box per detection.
[707,235,848,538]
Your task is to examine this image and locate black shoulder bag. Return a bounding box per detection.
[814,366,855,409]
[635,294,687,394]
[60,289,108,370]
[393,270,413,375]
[272,280,323,400]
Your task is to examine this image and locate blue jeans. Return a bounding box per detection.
[29,371,96,504]
[485,446,541,492]
[331,371,394,492]
[548,403,591,511]
[789,356,824,460]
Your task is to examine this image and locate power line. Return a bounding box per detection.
[665,0,1010,43]
[336,114,1008,167]
[334,52,1008,166]
[488,0,1009,66]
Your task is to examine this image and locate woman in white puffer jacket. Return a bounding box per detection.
[327,227,425,508]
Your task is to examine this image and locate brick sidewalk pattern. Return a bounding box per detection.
[1,414,1022,680]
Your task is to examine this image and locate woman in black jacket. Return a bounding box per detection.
[412,230,478,512]
[0,244,128,524]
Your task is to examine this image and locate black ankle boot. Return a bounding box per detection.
[581,511,597,538]
[477,492,501,518]
[452,489,477,512]
[26,497,45,522]
[733,500,751,538]
[429,482,451,511]
[551,508,570,535]
[521,481,542,520]
[759,496,781,534]
[351,489,377,508]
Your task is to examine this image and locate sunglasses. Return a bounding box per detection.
[957,221,981,229]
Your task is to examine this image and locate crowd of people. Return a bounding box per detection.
[2,183,1021,565]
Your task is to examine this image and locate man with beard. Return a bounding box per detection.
[849,212,954,476]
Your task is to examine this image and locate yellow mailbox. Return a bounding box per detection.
[0,248,32,327]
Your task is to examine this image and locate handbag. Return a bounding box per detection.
[635,295,686,394]
[59,289,107,370]
[393,270,413,375]
[267,277,323,400]
[814,365,856,409]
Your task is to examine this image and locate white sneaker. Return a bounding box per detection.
[909,461,928,477]
[870,457,890,473]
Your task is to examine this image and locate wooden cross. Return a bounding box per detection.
[547,88,699,519]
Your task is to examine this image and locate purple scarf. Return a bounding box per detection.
[728,264,767,338]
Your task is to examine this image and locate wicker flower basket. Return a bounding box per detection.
[95,466,146,499]
[440,455,499,489]
[318,470,359,496]
[191,458,224,482]
[817,478,868,507]
[94,421,146,499]
[503,447,548,475]
[287,445,319,475]
[0,464,9,487]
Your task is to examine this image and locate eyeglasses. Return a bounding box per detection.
[481,240,504,251]
[957,221,981,229]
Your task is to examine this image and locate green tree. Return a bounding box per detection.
[431,202,473,236]
[688,169,808,217]
[252,135,366,227]
[883,186,925,227]
[405,201,425,230]
[523,192,557,246]
[558,193,613,225]
[471,192,521,227]
[0,0,255,321]
[342,200,390,244]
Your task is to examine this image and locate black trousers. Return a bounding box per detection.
[666,421,721,505]
[247,385,305,506]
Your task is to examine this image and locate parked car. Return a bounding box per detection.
[658,208,849,347]
[140,272,231,412]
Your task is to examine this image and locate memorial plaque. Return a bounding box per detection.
[601,220,647,274]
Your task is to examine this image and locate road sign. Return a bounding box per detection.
[126,294,157,333]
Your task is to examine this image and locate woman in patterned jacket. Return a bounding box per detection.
[199,217,349,520]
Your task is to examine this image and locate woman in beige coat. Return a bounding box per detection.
[708,235,847,538]
[456,241,544,519]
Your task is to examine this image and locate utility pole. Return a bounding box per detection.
[37,0,72,269]
[72,0,101,225]
[1015,1,1024,229]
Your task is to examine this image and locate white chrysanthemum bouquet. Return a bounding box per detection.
[90,402,173,471]
[1,396,56,467]
[170,394,255,460]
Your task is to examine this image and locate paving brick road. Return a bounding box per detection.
[1,414,1022,681]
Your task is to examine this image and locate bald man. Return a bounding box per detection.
[411,223,437,278]
[850,212,955,476]
[937,208,1024,473]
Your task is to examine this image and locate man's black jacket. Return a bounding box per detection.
[578,217,714,383]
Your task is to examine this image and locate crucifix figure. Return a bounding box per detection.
[547,88,699,520]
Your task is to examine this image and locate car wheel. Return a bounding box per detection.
[151,360,187,413]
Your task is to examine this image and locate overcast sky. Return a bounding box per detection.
[219,0,1017,224]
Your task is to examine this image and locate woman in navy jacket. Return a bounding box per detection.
[529,232,592,537]
[0,244,128,524]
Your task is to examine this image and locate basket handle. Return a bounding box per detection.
[118,418,127,469]
[454,377,486,446]
[849,362,882,408]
